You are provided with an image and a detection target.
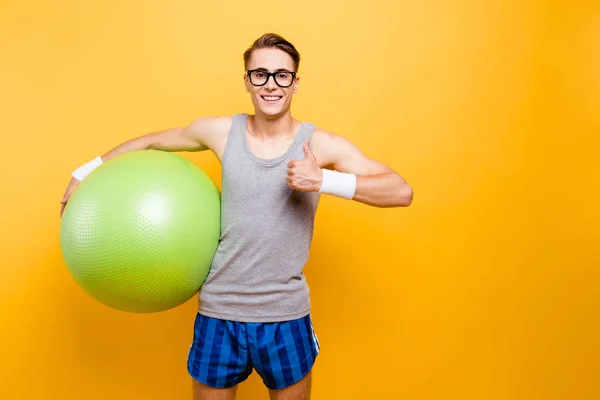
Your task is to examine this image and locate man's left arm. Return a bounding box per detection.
[287,129,413,208]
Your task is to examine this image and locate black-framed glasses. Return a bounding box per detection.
[247,69,297,87]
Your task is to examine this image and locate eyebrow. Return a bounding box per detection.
[254,67,293,73]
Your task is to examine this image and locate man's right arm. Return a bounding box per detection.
[100,115,232,162]
[59,115,232,216]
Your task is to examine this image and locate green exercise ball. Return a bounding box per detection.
[59,150,221,313]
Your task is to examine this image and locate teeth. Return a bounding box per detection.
[263,96,281,101]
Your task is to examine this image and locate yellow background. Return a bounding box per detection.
[1,0,599,399]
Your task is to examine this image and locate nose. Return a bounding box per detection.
[265,75,278,90]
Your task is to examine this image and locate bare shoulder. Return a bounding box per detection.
[311,127,358,168]
[186,115,234,160]
[311,126,392,175]
[312,127,345,143]
[188,115,234,138]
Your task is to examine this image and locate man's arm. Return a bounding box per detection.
[288,129,412,208]
[60,115,232,216]
[100,115,232,162]
[317,130,412,207]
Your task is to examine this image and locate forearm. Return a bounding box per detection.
[72,127,202,181]
[69,136,151,181]
[352,172,412,208]
[317,168,412,208]
[100,135,154,162]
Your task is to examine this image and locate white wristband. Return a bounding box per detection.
[319,169,357,200]
[72,156,103,181]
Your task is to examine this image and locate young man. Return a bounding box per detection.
[60,33,413,400]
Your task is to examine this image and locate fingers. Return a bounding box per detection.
[286,175,301,191]
[286,163,296,185]
[59,178,80,216]
[59,184,74,217]
[303,139,315,159]
[289,140,316,167]
[59,193,70,217]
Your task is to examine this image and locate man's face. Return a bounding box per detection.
[244,48,299,118]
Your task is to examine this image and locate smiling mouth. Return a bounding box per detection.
[261,95,282,103]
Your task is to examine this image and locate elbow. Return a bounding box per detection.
[375,177,413,208]
[395,183,413,207]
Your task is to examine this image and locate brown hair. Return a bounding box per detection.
[243,33,301,72]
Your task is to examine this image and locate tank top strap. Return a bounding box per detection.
[230,113,249,142]
[222,113,249,164]
[302,122,317,144]
[290,122,317,156]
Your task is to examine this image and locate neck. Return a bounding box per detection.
[248,111,296,139]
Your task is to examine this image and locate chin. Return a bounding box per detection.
[258,105,288,118]
[250,95,292,118]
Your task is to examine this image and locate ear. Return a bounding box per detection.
[243,74,250,92]
[293,76,300,94]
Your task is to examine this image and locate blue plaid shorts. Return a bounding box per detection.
[187,313,320,390]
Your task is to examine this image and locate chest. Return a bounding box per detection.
[244,134,296,160]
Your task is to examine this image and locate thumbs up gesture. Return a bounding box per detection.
[287,139,323,192]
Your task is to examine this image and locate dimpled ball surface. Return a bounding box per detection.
[60,150,221,313]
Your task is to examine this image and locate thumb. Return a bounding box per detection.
[303,139,316,160]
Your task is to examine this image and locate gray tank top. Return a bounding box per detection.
[197,113,321,322]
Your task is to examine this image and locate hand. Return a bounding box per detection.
[60,177,81,217]
[286,139,322,192]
